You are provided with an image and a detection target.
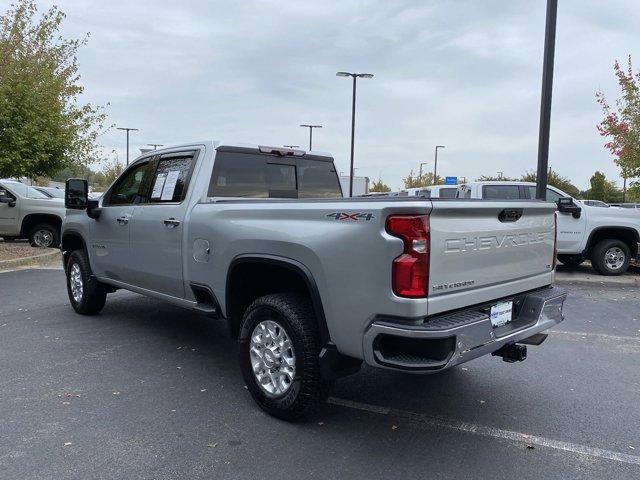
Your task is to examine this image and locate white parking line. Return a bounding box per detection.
[328,397,640,466]
[551,330,640,342]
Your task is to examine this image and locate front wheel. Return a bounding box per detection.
[590,239,630,276]
[29,223,60,248]
[66,249,107,315]
[239,293,330,420]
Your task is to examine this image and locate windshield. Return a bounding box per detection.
[1,182,49,199]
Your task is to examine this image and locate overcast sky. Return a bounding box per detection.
[36,0,640,190]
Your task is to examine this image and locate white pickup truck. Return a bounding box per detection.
[0,179,65,247]
[457,181,640,275]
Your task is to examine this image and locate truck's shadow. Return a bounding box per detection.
[97,290,545,424]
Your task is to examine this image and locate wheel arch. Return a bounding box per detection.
[61,230,88,266]
[225,254,330,345]
[584,226,639,257]
[20,213,63,237]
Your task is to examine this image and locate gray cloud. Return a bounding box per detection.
[42,0,640,190]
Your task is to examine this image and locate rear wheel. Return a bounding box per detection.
[66,249,107,314]
[29,223,59,248]
[239,293,330,420]
[590,239,630,276]
[557,254,584,268]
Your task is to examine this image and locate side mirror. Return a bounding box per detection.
[0,189,16,207]
[557,197,581,219]
[65,178,88,209]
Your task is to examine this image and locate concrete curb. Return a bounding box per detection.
[0,249,60,270]
[555,273,639,287]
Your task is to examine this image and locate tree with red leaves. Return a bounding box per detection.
[596,56,640,201]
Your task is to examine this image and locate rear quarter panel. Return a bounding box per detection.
[187,199,430,359]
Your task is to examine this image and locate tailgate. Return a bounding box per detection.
[427,200,556,315]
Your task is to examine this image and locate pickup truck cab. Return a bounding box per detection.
[0,179,65,247]
[457,181,640,275]
[61,142,566,419]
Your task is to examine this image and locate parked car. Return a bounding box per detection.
[402,185,458,198]
[34,186,65,199]
[0,179,66,247]
[610,203,640,210]
[457,181,640,275]
[582,199,610,208]
[61,142,566,419]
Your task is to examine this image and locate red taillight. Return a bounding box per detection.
[386,215,430,298]
[552,211,558,270]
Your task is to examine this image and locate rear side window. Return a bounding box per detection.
[149,154,196,203]
[526,186,563,202]
[482,185,521,200]
[209,152,341,198]
[439,188,457,198]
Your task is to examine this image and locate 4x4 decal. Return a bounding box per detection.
[326,212,374,221]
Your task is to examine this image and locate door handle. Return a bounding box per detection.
[116,216,129,225]
[163,218,181,228]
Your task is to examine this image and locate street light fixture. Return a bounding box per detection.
[336,71,374,197]
[299,124,322,150]
[148,143,164,150]
[117,127,139,166]
[433,145,445,184]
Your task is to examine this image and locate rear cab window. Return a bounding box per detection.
[208,148,342,199]
[438,187,457,198]
[482,184,521,200]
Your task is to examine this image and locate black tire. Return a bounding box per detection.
[590,239,630,276]
[238,293,330,420]
[65,249,107,315]
[557,254,584,267]
[28,223,60,248]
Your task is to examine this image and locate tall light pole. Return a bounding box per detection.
[148,143,163,150]
[117,127,139,166]
[433,145,445,184]
[299,124,322,150]
[535,0,558,200]
[336,71,374,197]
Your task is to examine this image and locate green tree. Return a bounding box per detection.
[403,170,443,188]
[0,0,109,179]
[370,178,391,193]
[596,56,640,192]
[520,169,581,198]
[583,171,623,203]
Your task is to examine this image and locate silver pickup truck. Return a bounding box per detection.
[61,141,566,419]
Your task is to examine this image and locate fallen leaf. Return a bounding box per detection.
[526,445,535,450]
[208,443,218,448]
[113,391,120,395]
[479,400,485,404]
[177,366,181,370]
[62,401,70,405]
[318,422,325,426]
[64,442,72,447]
[200,389,207,392]
[391,425,398,430]
[630,446,636,450]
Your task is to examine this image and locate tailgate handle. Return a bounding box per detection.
[498,209,523,222]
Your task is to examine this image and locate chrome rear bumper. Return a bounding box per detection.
[362,286,566,373]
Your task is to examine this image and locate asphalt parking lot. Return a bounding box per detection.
[1,266,639,479]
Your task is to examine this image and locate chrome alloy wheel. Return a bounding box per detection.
[69,263,84,303]
[250,320,296,397]
[34,229,53,247]
[604,247,625,271]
